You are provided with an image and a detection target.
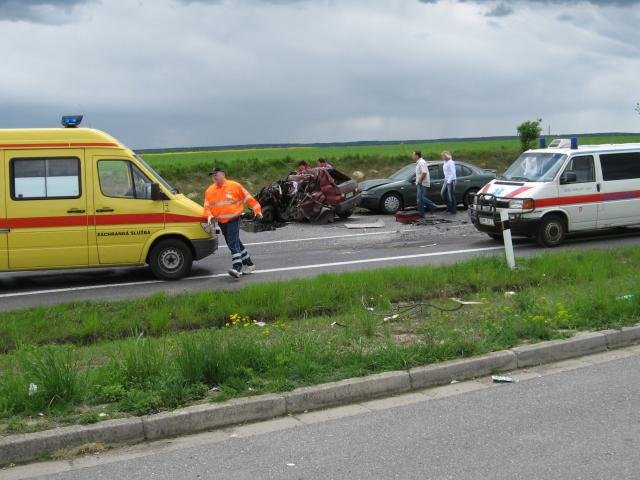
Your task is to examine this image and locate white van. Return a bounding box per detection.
[469,139,640,246]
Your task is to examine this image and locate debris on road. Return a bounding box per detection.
[361,295,481,322]
[617,294,635,301]
[331,321,348,328]
[345,219,385,229]
[492,375,515,383]
[504,291,517,297]
[28,383,38,396]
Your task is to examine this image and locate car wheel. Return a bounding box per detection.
[380,192,403,214]
[336,209,354,219]
[463,188,479,209]
[149,239,193,280]
[536,215,565,247]
[488,233,503,241]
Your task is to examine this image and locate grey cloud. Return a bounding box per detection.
[485,3,513,16]
[0,0,91,23]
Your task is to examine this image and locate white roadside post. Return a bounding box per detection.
[499,208,516,269]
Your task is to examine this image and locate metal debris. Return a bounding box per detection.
[491,375,515,383]
[345,219,385,229]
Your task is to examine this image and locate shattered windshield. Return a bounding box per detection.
[389,164,416,181]
[503,152,567,182]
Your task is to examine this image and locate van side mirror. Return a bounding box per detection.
[150,183,164,200]
[560,171,577,185]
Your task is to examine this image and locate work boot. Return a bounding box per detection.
[242,264,256,275]
[228,268,242,278]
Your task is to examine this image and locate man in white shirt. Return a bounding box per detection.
[413,151,437,216]
[441,151,457,214]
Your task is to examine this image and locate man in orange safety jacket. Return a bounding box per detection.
[204,167,262,278]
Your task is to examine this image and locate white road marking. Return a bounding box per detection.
[0,246,503,299]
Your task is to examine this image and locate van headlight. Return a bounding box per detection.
[508,198,535,211]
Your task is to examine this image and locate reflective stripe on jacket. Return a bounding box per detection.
[203,180,262,223]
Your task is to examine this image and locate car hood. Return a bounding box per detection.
[358,178,395,191]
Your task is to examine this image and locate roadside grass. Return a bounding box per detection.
[1,246,639,434]
[142,134,640,202]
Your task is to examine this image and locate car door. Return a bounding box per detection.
[0,151,8,270]
[558,155,598,230]
[5,150,88,269]
[93,157,165,264]
[455,163,474,200]
[428,164,444,203]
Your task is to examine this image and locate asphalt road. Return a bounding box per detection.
[6,345,640,480]
[1,210,640,310]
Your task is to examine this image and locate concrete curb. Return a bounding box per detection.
[2,326,638,465]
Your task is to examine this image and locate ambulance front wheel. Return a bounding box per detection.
[536,215,565,248]
[149,239,193,280]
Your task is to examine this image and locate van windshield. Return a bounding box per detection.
[134,154,178,194]
[502,152,567,182]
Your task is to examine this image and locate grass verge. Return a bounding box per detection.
[1,246,639,434]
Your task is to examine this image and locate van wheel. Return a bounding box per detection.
[149,239,193,280]
[536,215,565,248]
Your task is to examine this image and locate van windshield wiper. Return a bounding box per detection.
[507,176,530,182]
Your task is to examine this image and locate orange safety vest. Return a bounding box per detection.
[203,179,262,223]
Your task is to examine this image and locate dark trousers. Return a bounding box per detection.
[441,181,457,213]
[416,183,437,215]
[219,218,253,271]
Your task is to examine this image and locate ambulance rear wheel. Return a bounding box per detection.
[536,215,565,248]
[149,239,193,280]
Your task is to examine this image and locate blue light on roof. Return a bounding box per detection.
[61,115,83,128]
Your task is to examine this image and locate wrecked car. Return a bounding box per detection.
[255,167,361,223]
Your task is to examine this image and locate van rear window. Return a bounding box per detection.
[10,157,81,200]
[600,152,640,181]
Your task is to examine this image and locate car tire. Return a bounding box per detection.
[463,188,479,209]
[336,209,354,219]
[149,239,193,280]
[488,233,503,241]
[380,192,403,214]
[261,205,276,223]
[536,215,565,247]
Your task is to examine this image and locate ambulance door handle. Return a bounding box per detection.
[67,208,85,214]
[596,183,601,192]
[96,208,114,213]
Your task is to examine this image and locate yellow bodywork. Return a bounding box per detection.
[0,128,216,275]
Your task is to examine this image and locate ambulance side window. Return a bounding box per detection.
[563,156,595,183]
[10,157,81,200]
[600,152,640,180]
[98,160,154,199]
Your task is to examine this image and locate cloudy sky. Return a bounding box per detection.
[0,0,639,149]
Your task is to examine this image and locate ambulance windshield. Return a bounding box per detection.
[135,154,178,193]
[502,152,567,182]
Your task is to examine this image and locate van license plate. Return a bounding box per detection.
[345,192,354,199]
[479,217,494,226]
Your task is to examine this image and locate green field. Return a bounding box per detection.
[140,134,640,201]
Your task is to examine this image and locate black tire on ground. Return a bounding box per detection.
[463,188,479,209]
[536,215,566,247]
[488,233,503,241]
[149,239,193,280]
[261,205,276,223]
[380,192,403,215]
[336,209,354,219]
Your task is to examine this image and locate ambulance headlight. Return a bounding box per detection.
[61,115,83,128]
[508,198,535,211]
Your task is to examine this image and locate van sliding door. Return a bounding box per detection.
[597,152,640,228]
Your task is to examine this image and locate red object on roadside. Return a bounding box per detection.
[395,210,422,224]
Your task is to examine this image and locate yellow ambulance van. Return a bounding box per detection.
[0,116,217,280]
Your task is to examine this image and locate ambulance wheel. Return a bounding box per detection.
[149,239,193,280]
[536,215,565,248]
[380,193,403,215]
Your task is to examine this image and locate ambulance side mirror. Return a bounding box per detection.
[560,171,577,185]
[150,183,164,200]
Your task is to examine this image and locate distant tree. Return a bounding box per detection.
[517,118,542,152]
